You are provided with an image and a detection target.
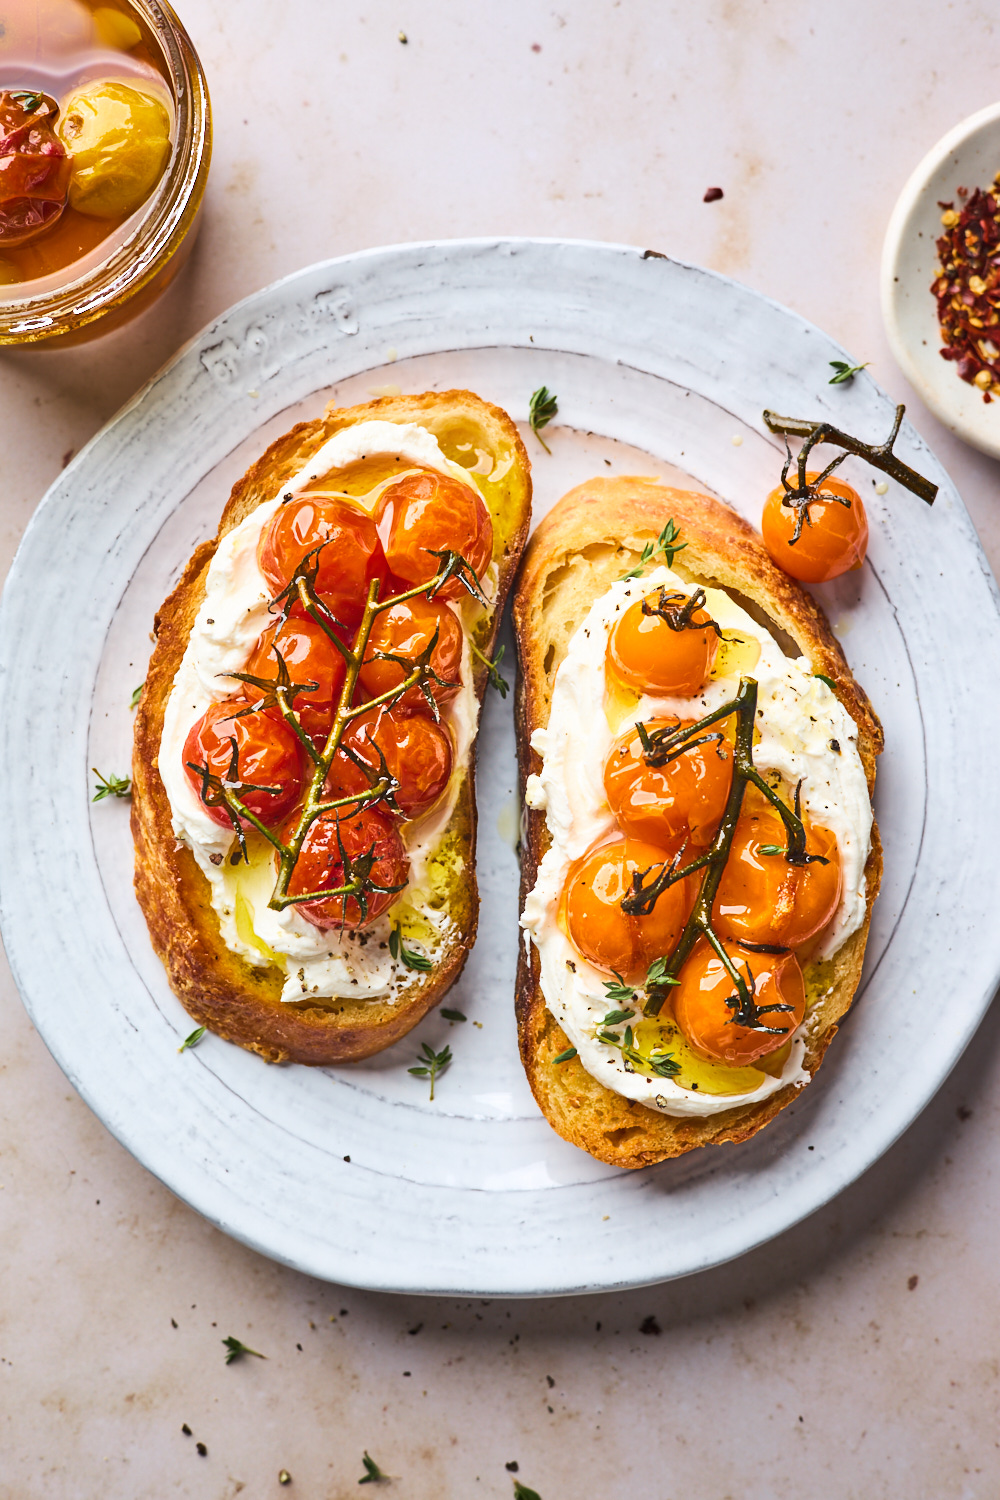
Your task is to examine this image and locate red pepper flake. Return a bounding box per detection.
[932,173,1000,402]
[703,186,724,203]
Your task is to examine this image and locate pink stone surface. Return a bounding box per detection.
[2,3,1000,1496]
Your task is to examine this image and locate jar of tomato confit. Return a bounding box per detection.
[0,0,210,345]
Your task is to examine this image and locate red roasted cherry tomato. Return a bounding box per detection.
[257,494,388,625]
[604,717,733,847]
[376,469,493,600]
[282,806,409,930]
[328,706,454,819]
[607,586,720,698]
[183,698,304,830]
[0,91,71,248]
[561,835,696,983]
[359,595,463,716]
[244,616,347,746]
[762,473,868,583]
[672,936,805,1066]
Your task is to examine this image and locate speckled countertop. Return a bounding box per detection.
[3,3,1000,1496]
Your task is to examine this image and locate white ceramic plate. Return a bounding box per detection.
[882,102,1000,458]
[3,240,1000,1297]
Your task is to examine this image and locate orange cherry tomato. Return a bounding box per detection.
[244,616,347,746]
[713,806,841,948]
[258,494,388,625]
[183,698,304,830]
[604,717,733,847]
[762,472,868,583]
[606,587,719,698]
[672,937,805,1066]
[359,595,463,716]
[562,836,696,983]
[282,805,409,931]
[327,705,454,819]
[376,470,493,600]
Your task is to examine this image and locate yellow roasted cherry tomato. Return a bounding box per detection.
[57,79,170,218]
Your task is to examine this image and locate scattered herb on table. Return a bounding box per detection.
[92,768,131,801]
[408,1042,452,1100]
[130,682,144,709]
[513,1481,544,1500]
[177,1026,206,1053]
[222,1335,265,1364]
[359,1451,387,1484]
[441,1007,467,1023]
[528,386,558,453]
[828,359,869,385]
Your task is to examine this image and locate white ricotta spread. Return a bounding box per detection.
[520,565,873,1119]
[159,421,485,1004]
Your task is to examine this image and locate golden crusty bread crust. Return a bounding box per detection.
[513,476,883,1168]
[132,390,531,1065]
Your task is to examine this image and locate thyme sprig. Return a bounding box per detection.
[408,1041,452,1099]
[187,545,484,925]
[359,1451,388,1484]
[92,768,131,801]
[390,923,432,972]
[828,359,869,385]
[470,637,509,697]
[620,677,818,1022]
[622,518,687,579]
[597,1022,680,1078]
[762,405,938,539]
[222,1335,265,1364]
[528,386,558,452]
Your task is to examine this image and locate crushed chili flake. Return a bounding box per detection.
[932,173,1000,402]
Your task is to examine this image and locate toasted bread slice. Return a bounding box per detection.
[133,390,531,1064]
[513,476,883,1167]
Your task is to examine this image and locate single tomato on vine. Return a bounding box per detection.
[243,616,347,745]
[604,717,733,847]
[607,586,719,698]
[359,595,463,716]
[762,472,868,583]
[713,806,841,948]
[376,469,493,599]
[281,805,409,930]
[671,937,805,1066]
[561,835,696,983]
[327,705,454,819]
[183,698,304,829]
[257,494,388,625]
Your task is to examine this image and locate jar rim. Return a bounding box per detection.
[0,0,212,343]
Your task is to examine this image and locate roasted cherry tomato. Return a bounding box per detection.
[183,698,304,830]
[359,595,463,716]
[327,705,454,819]
[0,91,71,247]
[607,586,719,698]
[376,469,493,600]
[672,937,805,1066]
[258,494,388,626]
[762,473,868,583]
[282,805,409,930]
[713,805,841,948]
[604,717,733,847]
[244,616,347,746]
[561,836,695,983]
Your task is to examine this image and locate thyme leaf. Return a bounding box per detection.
[222,1336,265,1364]
[513,1483,544,1500]
[359,1451,387,1484]
[92,768,131,801]
[828,359,869,385]
[528,386,558,452]
[758,844,784,856]
[600,1008,635,1027]
[130,682,144,709]
[602,971,636,1004]
[408,1041,452,1100]
[552,1046,578,1064]
[813,672,836,690]
[177,1026,206,1053]
[598,1023,680,1078]
[389,924,432,972]
[441,1007,467,1022]
[622,518,687,579]
[470,638,509,697]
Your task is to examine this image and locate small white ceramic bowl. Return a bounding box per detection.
[881,101,1000,459]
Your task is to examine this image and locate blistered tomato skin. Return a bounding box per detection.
[562,836,696,983]
[604,718,733,847]
[762,473,869,583]
[0,91,72,247]
[360,596,463,716]
[672,937,806,1066]
[377,470,493,600]
[183,699,305,830]
[57,80,170,219]
[713,808,841,948]
[282,806,409,930]
[607,587,719,698]
[244,617,348,746]
[258,495,388,627]
[327,706,453,819]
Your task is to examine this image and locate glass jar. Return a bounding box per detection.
[0,0,211,346]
